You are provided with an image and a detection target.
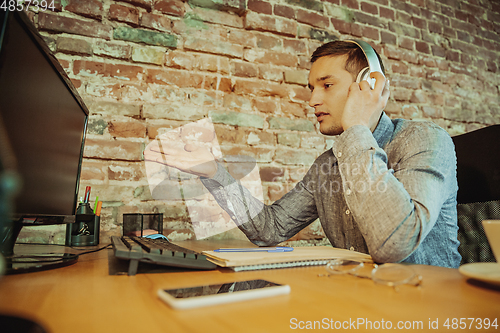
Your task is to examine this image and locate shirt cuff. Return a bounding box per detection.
[331,125,379,161]
[200,162,237,189]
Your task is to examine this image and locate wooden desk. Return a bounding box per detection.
[0,241,499,332]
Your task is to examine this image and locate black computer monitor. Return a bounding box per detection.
[0,10,89,273]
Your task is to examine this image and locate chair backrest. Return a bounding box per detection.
[452,125,500,205]
[452,125,500,264]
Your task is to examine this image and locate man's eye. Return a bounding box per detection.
[324,84,332,89]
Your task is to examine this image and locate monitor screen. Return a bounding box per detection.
[0,11,88,223]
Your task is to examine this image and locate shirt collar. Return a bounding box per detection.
[372,112,394,148]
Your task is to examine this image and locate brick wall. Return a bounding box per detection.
[21,0,500,245]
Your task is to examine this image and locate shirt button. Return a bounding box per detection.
[350,246,354,251]
[345,209,350,215]
[345,189,351,195]
[337,151,342,158]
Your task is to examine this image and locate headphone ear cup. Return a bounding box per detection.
[356,67,376,89]
[356,67,370,83]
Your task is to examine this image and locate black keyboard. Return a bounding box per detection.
[111,236,217,275]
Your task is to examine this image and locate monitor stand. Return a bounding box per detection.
[1,220,78,275]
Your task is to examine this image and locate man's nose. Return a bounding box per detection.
[309,89,322,108]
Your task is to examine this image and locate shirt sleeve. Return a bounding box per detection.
[331,123,457,263]
[200,162,319,246]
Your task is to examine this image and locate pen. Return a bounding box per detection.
[214,247,293,253]
[84,186,91,203]
[95,201,102,217]
[93,196,99,213]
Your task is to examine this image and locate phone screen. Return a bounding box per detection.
[163,279,283,299]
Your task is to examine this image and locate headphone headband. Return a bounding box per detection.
[344,39,384,78]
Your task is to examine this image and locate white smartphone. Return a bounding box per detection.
[157,279,290,310]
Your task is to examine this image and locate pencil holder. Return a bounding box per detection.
[123,213,163,237]
[65,203,100,246]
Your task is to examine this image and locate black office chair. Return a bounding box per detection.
[452,125,500,264]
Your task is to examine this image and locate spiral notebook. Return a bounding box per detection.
[202,246,372,272]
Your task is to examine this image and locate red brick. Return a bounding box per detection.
[109,4,140,25]
[233,79,289,98]
[184,37,244,58]
[83,138,143,160]
[38,12,113,39]
[409,90,426,103]
[165,50,196,70]
[248,0,272,14]
[427,93,444,106]
[390,61,409,74]
[381,31,396,45]
[80,160,106,181]
[214,124,247,144]
[284,39,306,54]
[245,49,298,67]
[245,129,275,145]
[147,68,204,88]
[281,101,307,117]
[296,9,329,29]
[412,16,426,29]
[65,0,103,19]
[416,41,430,54]
[245,11,297,37]
[290,85,311,102]
[120,0,153,10]
[399,36,413,50]
[108,163,144,181]
[361,2,378,15]
[56,37,92,56]
[392,88,411,102]
[108,120,147,138]
[350,22,363,37]
[218,77,232,93]
[93,41,131,60]
[331,18,351,34]
[140,13,172,32]
[70,78,82,89]
[256,33,282,50]
[231,61,259,77]
[74,60,145,81]
[203,76,217,90]
[274,4,295,19]
[258,64,283,82]
[379,6,394,20]
[421,105,443,119]
[445,50,460,63]
[253,98,278,113]
[341,0,359,9]
[259,166,284,182]
[154,0,185,17]
[221,146,274,163]
[361,26,379,41]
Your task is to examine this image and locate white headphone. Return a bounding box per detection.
[344,39,385,89]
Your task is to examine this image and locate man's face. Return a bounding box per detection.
[308,55,354,136]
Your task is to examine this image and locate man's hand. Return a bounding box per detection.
[341,72,390,132]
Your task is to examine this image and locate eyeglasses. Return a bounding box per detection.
[319,259,422,291]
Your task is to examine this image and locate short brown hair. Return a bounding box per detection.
[311,41,385,80]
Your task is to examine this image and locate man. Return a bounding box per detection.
[146,40,461,268]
